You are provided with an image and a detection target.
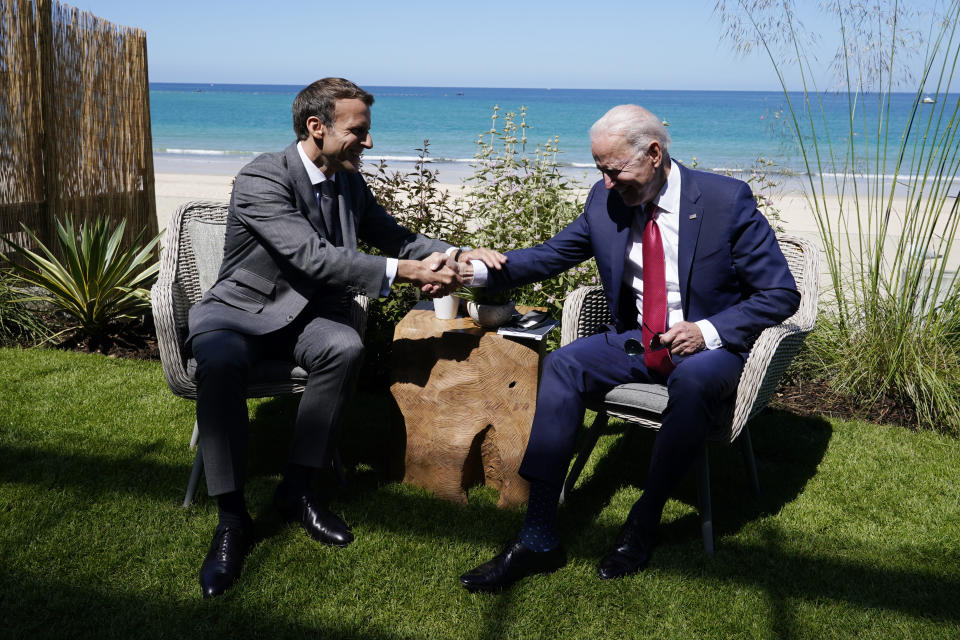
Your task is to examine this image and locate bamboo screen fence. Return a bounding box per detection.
[0,0,156,254]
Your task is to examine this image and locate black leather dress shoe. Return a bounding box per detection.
[459,538,566,593]
[199,524,251,599]
[597,519,657,580]
[275,487,354,547]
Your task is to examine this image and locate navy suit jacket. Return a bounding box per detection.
[489,162,800,353]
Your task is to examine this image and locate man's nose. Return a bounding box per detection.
[362,133,373,149]
[602,173,616,190]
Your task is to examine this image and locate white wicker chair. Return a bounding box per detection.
[150,200,369,507]
[558,234,819,554]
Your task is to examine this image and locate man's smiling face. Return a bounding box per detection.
[316,98,372,175]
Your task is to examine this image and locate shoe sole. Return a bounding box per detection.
[460,564,563,593]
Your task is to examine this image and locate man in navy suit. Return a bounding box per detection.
[459,105,800,592]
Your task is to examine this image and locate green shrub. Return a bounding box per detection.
[360,107,597,364]
[0,216,161,348]
[461,105,597,319]
[360,143,465,386]
[364,141,470,246]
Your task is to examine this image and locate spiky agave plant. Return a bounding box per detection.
[0,216,161,347]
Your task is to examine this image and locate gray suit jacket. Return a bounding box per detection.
[188,142,451,339]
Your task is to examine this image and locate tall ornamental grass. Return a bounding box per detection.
[719,0,960,433]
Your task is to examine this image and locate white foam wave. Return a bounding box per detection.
[366,155,478,164]
[366,155,435,163]
[158,148,259,156]
[817,172,960,181]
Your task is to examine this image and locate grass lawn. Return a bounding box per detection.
[1,347,958,639]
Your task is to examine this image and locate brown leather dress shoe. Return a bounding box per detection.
[199,524,251,599]
[275,487,354,547]
[459,538,566,593]
[597,519,657,580]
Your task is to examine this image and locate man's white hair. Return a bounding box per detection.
[590,105,671,157]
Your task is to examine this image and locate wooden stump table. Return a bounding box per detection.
[390,303,545,508]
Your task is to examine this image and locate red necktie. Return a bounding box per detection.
[642,205,675,378]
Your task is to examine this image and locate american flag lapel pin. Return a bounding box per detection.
[689,213,697,219]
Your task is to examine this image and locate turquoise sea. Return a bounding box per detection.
[150,83,940,183]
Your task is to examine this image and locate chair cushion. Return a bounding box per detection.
[604,382,734,438]
[604,383,669,416]
[185,219,227,294]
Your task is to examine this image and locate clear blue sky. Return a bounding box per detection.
[71,0,922,91]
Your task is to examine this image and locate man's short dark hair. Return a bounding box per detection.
[292,78,374,141]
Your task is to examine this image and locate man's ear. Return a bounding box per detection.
[306,115,325,148]
[647,141,663,168]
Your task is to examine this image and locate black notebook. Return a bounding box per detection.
[497,311,559,340]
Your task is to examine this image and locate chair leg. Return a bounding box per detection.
[189,419,200,449]
[696,447,715,556]
[738,426,761,498]
[560,410,609,504]
[183,445,204,507]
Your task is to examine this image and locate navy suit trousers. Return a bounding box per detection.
[518,329,745,526]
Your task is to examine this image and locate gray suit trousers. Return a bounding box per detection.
[192,299,363,496]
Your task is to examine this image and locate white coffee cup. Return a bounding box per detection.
[433,294,459,319]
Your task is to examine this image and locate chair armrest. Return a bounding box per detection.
[561,286,612,347]
[151,275,197,399]
[728,322,811,443]
[724,233,820,441]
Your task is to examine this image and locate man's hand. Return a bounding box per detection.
[659,321,705,356]
[459,247,507,271]
[397,253,462,297]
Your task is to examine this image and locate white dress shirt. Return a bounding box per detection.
[623,160,721,349]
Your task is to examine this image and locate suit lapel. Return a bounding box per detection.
[607,197,637,327]
[676,163,703,318]
[284,143,327,236]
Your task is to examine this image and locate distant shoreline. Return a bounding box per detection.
[153,151,953,197]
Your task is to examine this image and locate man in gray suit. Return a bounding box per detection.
[188,77,502,598]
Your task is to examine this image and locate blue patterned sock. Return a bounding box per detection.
[519,481,561,552]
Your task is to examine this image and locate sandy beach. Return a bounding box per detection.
[154,169,959,279]
[155,166,822,239]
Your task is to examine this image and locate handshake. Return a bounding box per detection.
[396,247,507,297]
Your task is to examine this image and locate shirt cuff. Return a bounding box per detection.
[381,258,398,297]
[695,319,723,350]
[469,260,488,287]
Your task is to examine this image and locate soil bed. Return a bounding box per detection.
[771,379,917,429]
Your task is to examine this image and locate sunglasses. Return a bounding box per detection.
[610,320,668,357]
